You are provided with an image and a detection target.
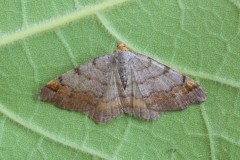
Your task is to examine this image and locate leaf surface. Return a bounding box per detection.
[0,0,240,159]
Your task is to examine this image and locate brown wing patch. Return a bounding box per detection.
[39,79,98,110]
[145,79,206,112]
[46,80,60,91]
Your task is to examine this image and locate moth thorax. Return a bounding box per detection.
[118,65,128,90]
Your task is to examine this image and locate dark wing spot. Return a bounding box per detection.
[93,58,97,66]
[74,68,81,75]
[162,66,170,75]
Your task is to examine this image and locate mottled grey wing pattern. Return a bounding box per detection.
[124,52,205,117]
[39,54,124,124]
[39,44,206,124]
[122,66,161,120]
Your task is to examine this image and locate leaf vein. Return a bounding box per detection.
[0,103,111,159]
[0,0,129,48]
[96,14,240,89]
[200,104,216,160]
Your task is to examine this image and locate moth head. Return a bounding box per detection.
[116,43,129,52]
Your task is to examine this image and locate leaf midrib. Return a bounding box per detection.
[0,0,129,47]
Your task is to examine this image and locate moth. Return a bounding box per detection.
[39,43,206,124]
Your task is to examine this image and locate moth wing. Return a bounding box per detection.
[123,67,162,120]
[124,53,206,120]
[39,54,123,124]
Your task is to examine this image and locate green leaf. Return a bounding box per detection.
[0,0,240,159]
